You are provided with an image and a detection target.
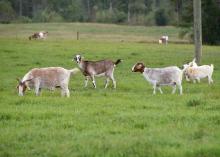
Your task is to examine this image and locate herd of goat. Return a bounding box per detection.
[16,32,214,97]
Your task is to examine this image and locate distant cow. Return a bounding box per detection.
[159,36,168,44]
[17,67,79,97]
[29,31,48,40]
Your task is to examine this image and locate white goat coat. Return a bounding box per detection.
[142,66,183,94]
[143,66,182,86]
[185,64,214,83]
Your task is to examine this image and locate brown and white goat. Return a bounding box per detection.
[132,62,183,94]
[73,55,122,88]
[159,36,168,44]
[17,67,79,97]
[29,31,48,40]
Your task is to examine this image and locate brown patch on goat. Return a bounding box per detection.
[17,81,27,93]
[81,60,115,76]
[29,33,38,40]
[160,38,167,43]
[132,63,145,73]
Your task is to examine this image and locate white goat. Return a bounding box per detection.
[17,67,79,97]
[183,58,198,81]
[183,59,214,84]
[132,62,183,94]
[73,54,122,89]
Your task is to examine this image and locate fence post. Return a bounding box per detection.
[77,31,79,40]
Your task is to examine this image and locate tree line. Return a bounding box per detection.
[0,0,220,44]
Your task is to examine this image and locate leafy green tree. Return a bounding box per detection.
[33,9,63,22]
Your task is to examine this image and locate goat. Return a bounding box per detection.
[29,31,48,40]
[17,67,79,97]
[182,58,198,81]
[132,62,183,94]
[182,58,214,84]
[159,35,168,44]
[184,64,214,84]
[73,54,122,89]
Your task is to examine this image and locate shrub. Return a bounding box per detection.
[13,16,32,23]
[96,9,126,23]
[33,9,63,22]
[144,12,155,26]
[179,27,193,42]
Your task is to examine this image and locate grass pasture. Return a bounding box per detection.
[0,23,220,157]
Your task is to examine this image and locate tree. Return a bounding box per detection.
[180,0,220,45]
[0,0,15,23]
[155,8,168,26]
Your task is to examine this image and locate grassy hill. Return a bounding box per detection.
[0,23,220,157]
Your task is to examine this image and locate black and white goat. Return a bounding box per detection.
[73,55,122,88]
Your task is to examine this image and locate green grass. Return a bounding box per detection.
[0,23,220,157]
[0,23,184,42]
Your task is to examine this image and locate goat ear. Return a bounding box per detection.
[25,78,33,82]
[16,78,20,82]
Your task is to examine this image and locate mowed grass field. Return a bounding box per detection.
[0,23,220,157]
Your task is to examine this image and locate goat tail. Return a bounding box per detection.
[69,68,80,75]
[114,59,122,66]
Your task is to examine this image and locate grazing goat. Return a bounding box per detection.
[183,59,214,84]
[159,36,168,44]
[73,54,122,88]
[182,58,198,81]
[29,31,48,40]
[132,62,183,94]
[17,67,79,97]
